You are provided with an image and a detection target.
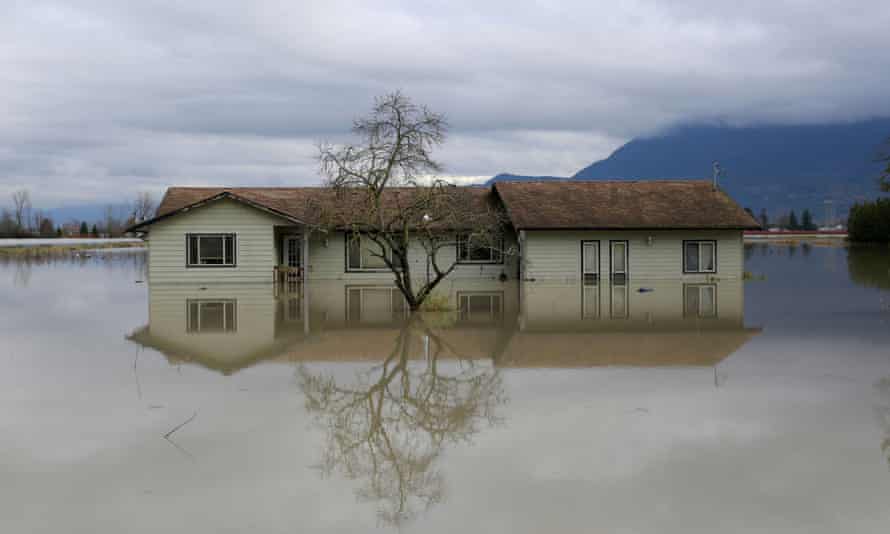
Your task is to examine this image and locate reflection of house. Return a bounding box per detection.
[127,279,759,374]
[126,181,758,285]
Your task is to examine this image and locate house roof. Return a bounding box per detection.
[129,186,495,232]
[128,323,759,374]
[129,180,759,233]
[493,180,760,230]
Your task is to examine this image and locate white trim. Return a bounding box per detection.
[187,233,236,267]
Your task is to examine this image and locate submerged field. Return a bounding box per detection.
[1,243,889,533]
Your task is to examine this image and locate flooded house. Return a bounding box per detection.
[127,180,760,294]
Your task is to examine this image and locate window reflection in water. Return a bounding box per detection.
[610,281,629,319]
[582,281,600,319]
[186,300,236,333]
[457,292,503,323]
[684,284,717,318]
[346,286,407,323]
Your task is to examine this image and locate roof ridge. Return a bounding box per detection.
[495,178,715,186]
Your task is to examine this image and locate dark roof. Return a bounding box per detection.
[130,186,496,232]
[129,180,759,233]
[493,180,760,230]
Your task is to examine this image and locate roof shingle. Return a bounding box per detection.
[493,180,760,230]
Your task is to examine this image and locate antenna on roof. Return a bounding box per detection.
[712,161,724,190]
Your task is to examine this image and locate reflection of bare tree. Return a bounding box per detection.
[298,317,506,526]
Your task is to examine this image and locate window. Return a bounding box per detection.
[684,284,717,318]
[610,240,628,282]
[187,234,235,267]
[187,300,236,332]
[582,241,600,283]
[457,233,503,264]
[684,240,716,273]
[458,292,503,323]
[347,234,391,271]
[346,287,407,323]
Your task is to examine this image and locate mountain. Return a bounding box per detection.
[491,119,890,221]
[573,119,890,218]
[485,173,566,185]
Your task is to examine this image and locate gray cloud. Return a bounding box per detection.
[2,0,890,206]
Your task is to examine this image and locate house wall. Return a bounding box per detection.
[146,198,287,284]
[305,231,519,282]
[522,230,744,282]
[145,198,518,284]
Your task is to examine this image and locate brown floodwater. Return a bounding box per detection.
[2,243,890,533]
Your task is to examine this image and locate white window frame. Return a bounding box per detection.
[346,233,393,272]
[186,233,236,268]
[683,240,717,274]
[456,233,504,264]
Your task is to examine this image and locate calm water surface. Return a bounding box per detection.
[2,244,889,533]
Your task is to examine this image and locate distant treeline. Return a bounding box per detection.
[848,198,890,243]
[745,207,819,231]
[0,189,156,239]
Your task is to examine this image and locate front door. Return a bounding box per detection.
[610,241,628,281]
[284,236,302,282]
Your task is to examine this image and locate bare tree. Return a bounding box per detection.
[11,189,31,235]
[103,204,125,237]
[317,92,510,310]
[0,209,15,237]
[131,191,156,222]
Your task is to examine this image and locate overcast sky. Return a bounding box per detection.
[3,0,890,207]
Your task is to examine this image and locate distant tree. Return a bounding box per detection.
[103,205,121,237]
[11,189,31,236]
[90,224,99,238]
[788,210,800,230]
[37,216,55,237]
[759,208,769,229]
[79,221,88,236]
[0,209,15,237]
[848,199,890,243]
[131,191,156,222]
[55,227,62,237]
[801,209,816,231]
